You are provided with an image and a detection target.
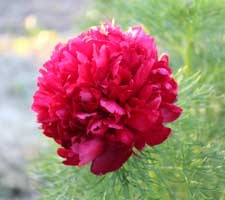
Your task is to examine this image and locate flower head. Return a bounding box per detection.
[32,23,182,175]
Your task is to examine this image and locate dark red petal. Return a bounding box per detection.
[146,125,171,146]
[79,90,92,102]
[138,84,153,101]
[115,129,134,145]
[103,120,123,129]
[134,133,146,150]
[155,53,172,74]
[93,45,109,81]
[127,110,160,132]
[91,143,132,175]
[75,112,97,120]
[152,67,170,76]
[71,142,79,154]
[32,92,51,108]
[79,139,105,166]
[100,99,125,115]
[127,111,150,132]
[147,95,162,110]
[161,103,183,123]
[57,148,79,165]
[94,45,108,68]
[76,51,89,63]
[77,63,92,83]
[88,120,108,136]
[159,53,169,63]
[133,59,155,90]
[57,148,70,158]
[63,156,79,165]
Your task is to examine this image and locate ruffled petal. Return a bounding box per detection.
[161,103,183,123]
[127,109,160,132]
[159,53,169,63]
[57,148,79,165]
[88,120,108,136]
[133,59,155,90]
[115,129,134,146]
[79,138,105,166]
[100,99,125,115]
[91,143,132,175]
[146,125,171,146]
[134,132,146,150]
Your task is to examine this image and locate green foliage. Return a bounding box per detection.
[31,0,225,199]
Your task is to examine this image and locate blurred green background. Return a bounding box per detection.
[0,0,224,199]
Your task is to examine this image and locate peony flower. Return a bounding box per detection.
[32,23,182,175]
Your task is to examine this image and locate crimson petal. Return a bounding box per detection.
[133,59,155,90]
[127,109,160,132]
[146,125,171,146]
[100,99,125,115]
[159,53,169,63]
[161,103,183,123]
[115,129,134,145]
[78,139,105,166]
[57,148,79,165]
[91,143,132,175]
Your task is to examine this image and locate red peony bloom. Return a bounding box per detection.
[32,23,182,175]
